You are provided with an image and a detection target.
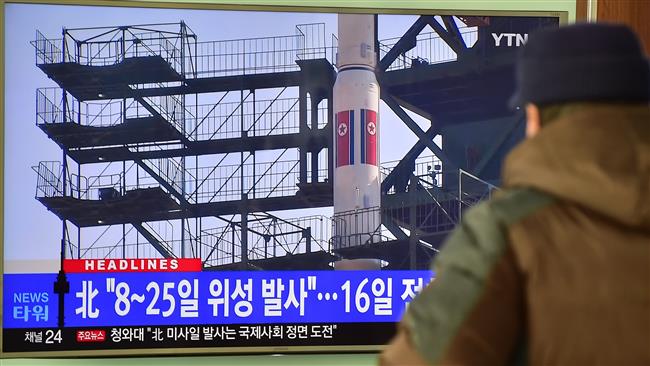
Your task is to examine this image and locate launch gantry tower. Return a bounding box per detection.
[32,16,554,270]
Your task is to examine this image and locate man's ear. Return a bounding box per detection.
[525,104,541,138]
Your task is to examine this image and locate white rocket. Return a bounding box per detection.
[332,14,381,248]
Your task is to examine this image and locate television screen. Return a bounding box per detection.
[2,1,563,356]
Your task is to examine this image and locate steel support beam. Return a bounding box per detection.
[378,17,428,71]
[381,212,409,241]
[409,175,418,270]
[132,222,174,258]
[240,194,249,269]
[66,131,329,164]
[424,17,467,56]
[381,124,438,194]
[299,86,308,185]
[381,92,457,170]
[441,16,468,54]
[134,158,189,206]
[310,97,320,184]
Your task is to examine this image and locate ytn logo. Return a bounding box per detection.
[491,33,529,47]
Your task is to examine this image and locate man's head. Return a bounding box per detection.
[510,23,650,137]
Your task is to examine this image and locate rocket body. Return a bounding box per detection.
[333,71,380,212]
[333,14,381,248]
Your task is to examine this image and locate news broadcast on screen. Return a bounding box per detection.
[2,2,562,356]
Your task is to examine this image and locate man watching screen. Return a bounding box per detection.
[381,23,650,366]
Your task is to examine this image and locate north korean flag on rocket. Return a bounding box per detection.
[361,109,378,166]
[336,110,354,167]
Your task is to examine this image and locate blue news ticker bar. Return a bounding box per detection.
[4,271,433,328]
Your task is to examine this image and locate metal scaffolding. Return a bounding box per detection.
[31,16,533,274]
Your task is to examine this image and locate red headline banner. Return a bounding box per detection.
[63,258,202,273]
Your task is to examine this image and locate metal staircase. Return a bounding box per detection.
[131,222,175,258]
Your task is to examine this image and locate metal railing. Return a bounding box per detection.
[191,157,327,203]
[36,87,328,146]
[34,153,329,206]
[34,22,330,79]
[458,169,499,219]
[139,158,185,198]
[77,219,181,260]
[34,161,64,198]
[37,88,129,127]
[39,167,495,265]
[37,88,183,128]
[32,24,190,77]
[381,155,443,194]
[295,23,327,60]
[191,23,328,78]
[66,240,80,260]
[187,95,326,141]
[200,214,331,268]
[33,30,63,65]
[80,239,179,260]
[193,35,300,77]
[34,20,479,78]
[139,94,186,134]
[329,34,338,68]
[142,221,176,248]
[333,168,469,250]
[378,27,478,72]
[332,206,383,249]
[200,225,239,267]
[33,161,124,200]
[36,88,68,125]
[385,192,459,235]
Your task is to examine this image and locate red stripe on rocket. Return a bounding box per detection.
[336,111,351,167]
[364,109,378,166]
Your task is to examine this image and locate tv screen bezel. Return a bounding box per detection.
[0,0,568,358]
